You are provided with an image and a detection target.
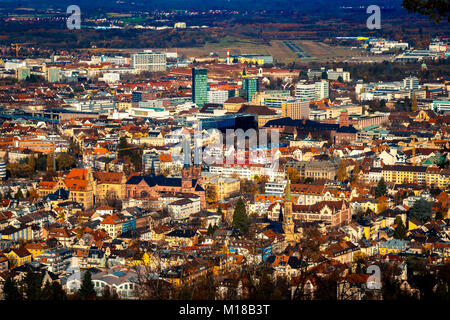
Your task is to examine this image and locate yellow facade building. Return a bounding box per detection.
[38,168,95,210]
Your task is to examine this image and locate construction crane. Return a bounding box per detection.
[11,42,36,57]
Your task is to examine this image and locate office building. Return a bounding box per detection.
[131,51,166,72]
[192,68,208,108]
[327,68,351,82]
[314,80,330,100]
[432,100,450,113]
[143,152,161,175]
[242,77,260,101]
[295,82,316,101]
[403,76,419,90]
[295,80,329,101]
[16,67,30,81]
[207,90,229,104]
[281,100,310,120]
[0,161,6,180]
[46,67,60,83]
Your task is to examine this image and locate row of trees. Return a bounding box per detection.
[117,137,142,173]
[6,153,75,179]
[3,270,118,301]
[2,270,67,300]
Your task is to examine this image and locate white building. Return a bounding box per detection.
[100,72,120,83]
[4,59,26,71]
[295,80,329,101]
[403,76,419,90]
[131,50,166,72]
[0,161,6,180]
[295,82,315,101]
[314,80,330,100]
[168,198,201,220]
[207,90,229,104]
[432,100,450,113]
[265,181,287,195]
[327,68,351,82]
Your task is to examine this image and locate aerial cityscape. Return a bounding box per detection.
[0,0,448,304]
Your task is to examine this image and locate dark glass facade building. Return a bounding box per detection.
[192,68,208,107]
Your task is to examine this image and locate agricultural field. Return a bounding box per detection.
[289,40,364,63]
[176,37,363,64]
[176,36,272,58]
[74,37,364,64]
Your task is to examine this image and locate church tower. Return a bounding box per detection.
[283,176,295,238]
[192,144,202,184]
[181,137,192,192]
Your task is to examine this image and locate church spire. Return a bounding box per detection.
[285,175,291,202]
[283,173,294,237]
[183,136,191,168]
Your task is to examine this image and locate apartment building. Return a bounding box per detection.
[131,51,166,72]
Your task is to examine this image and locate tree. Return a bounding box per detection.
[354,207,364,220]
[411,92,418,112]
[353,251,366,274]
[3,276,23,300]
[240,179,257,198]
[379,261,411,300]
[375,178,387,198]
[130,152,142,172]
[232,198,249,234]
[351,164,361,185]
[117,137,130,158]
[101,285,112,300]
[299,70,308,80]
[287,167,301,184]
[22,270,42,300]
[410,199,433,222]
[207,223,214,236]
[27,156,36,172]
[174,270,217,300]
[206,185,218,204]
[402,0,449,23]
[78,271,96,300]
[56,153,75,171]
[337,160,348,181]
[41,280,53,300]
[41,280,67,300]
[377,197,388,213]
[132,254,172,300]
[291,227,327,300]
[393,216,407,240]
[46,154,55,171]
[14,189,24,199]
[246,268,291,300]
[255,175,269,194]
[52,281,67,300]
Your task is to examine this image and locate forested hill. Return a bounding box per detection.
[0,0,406,13]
